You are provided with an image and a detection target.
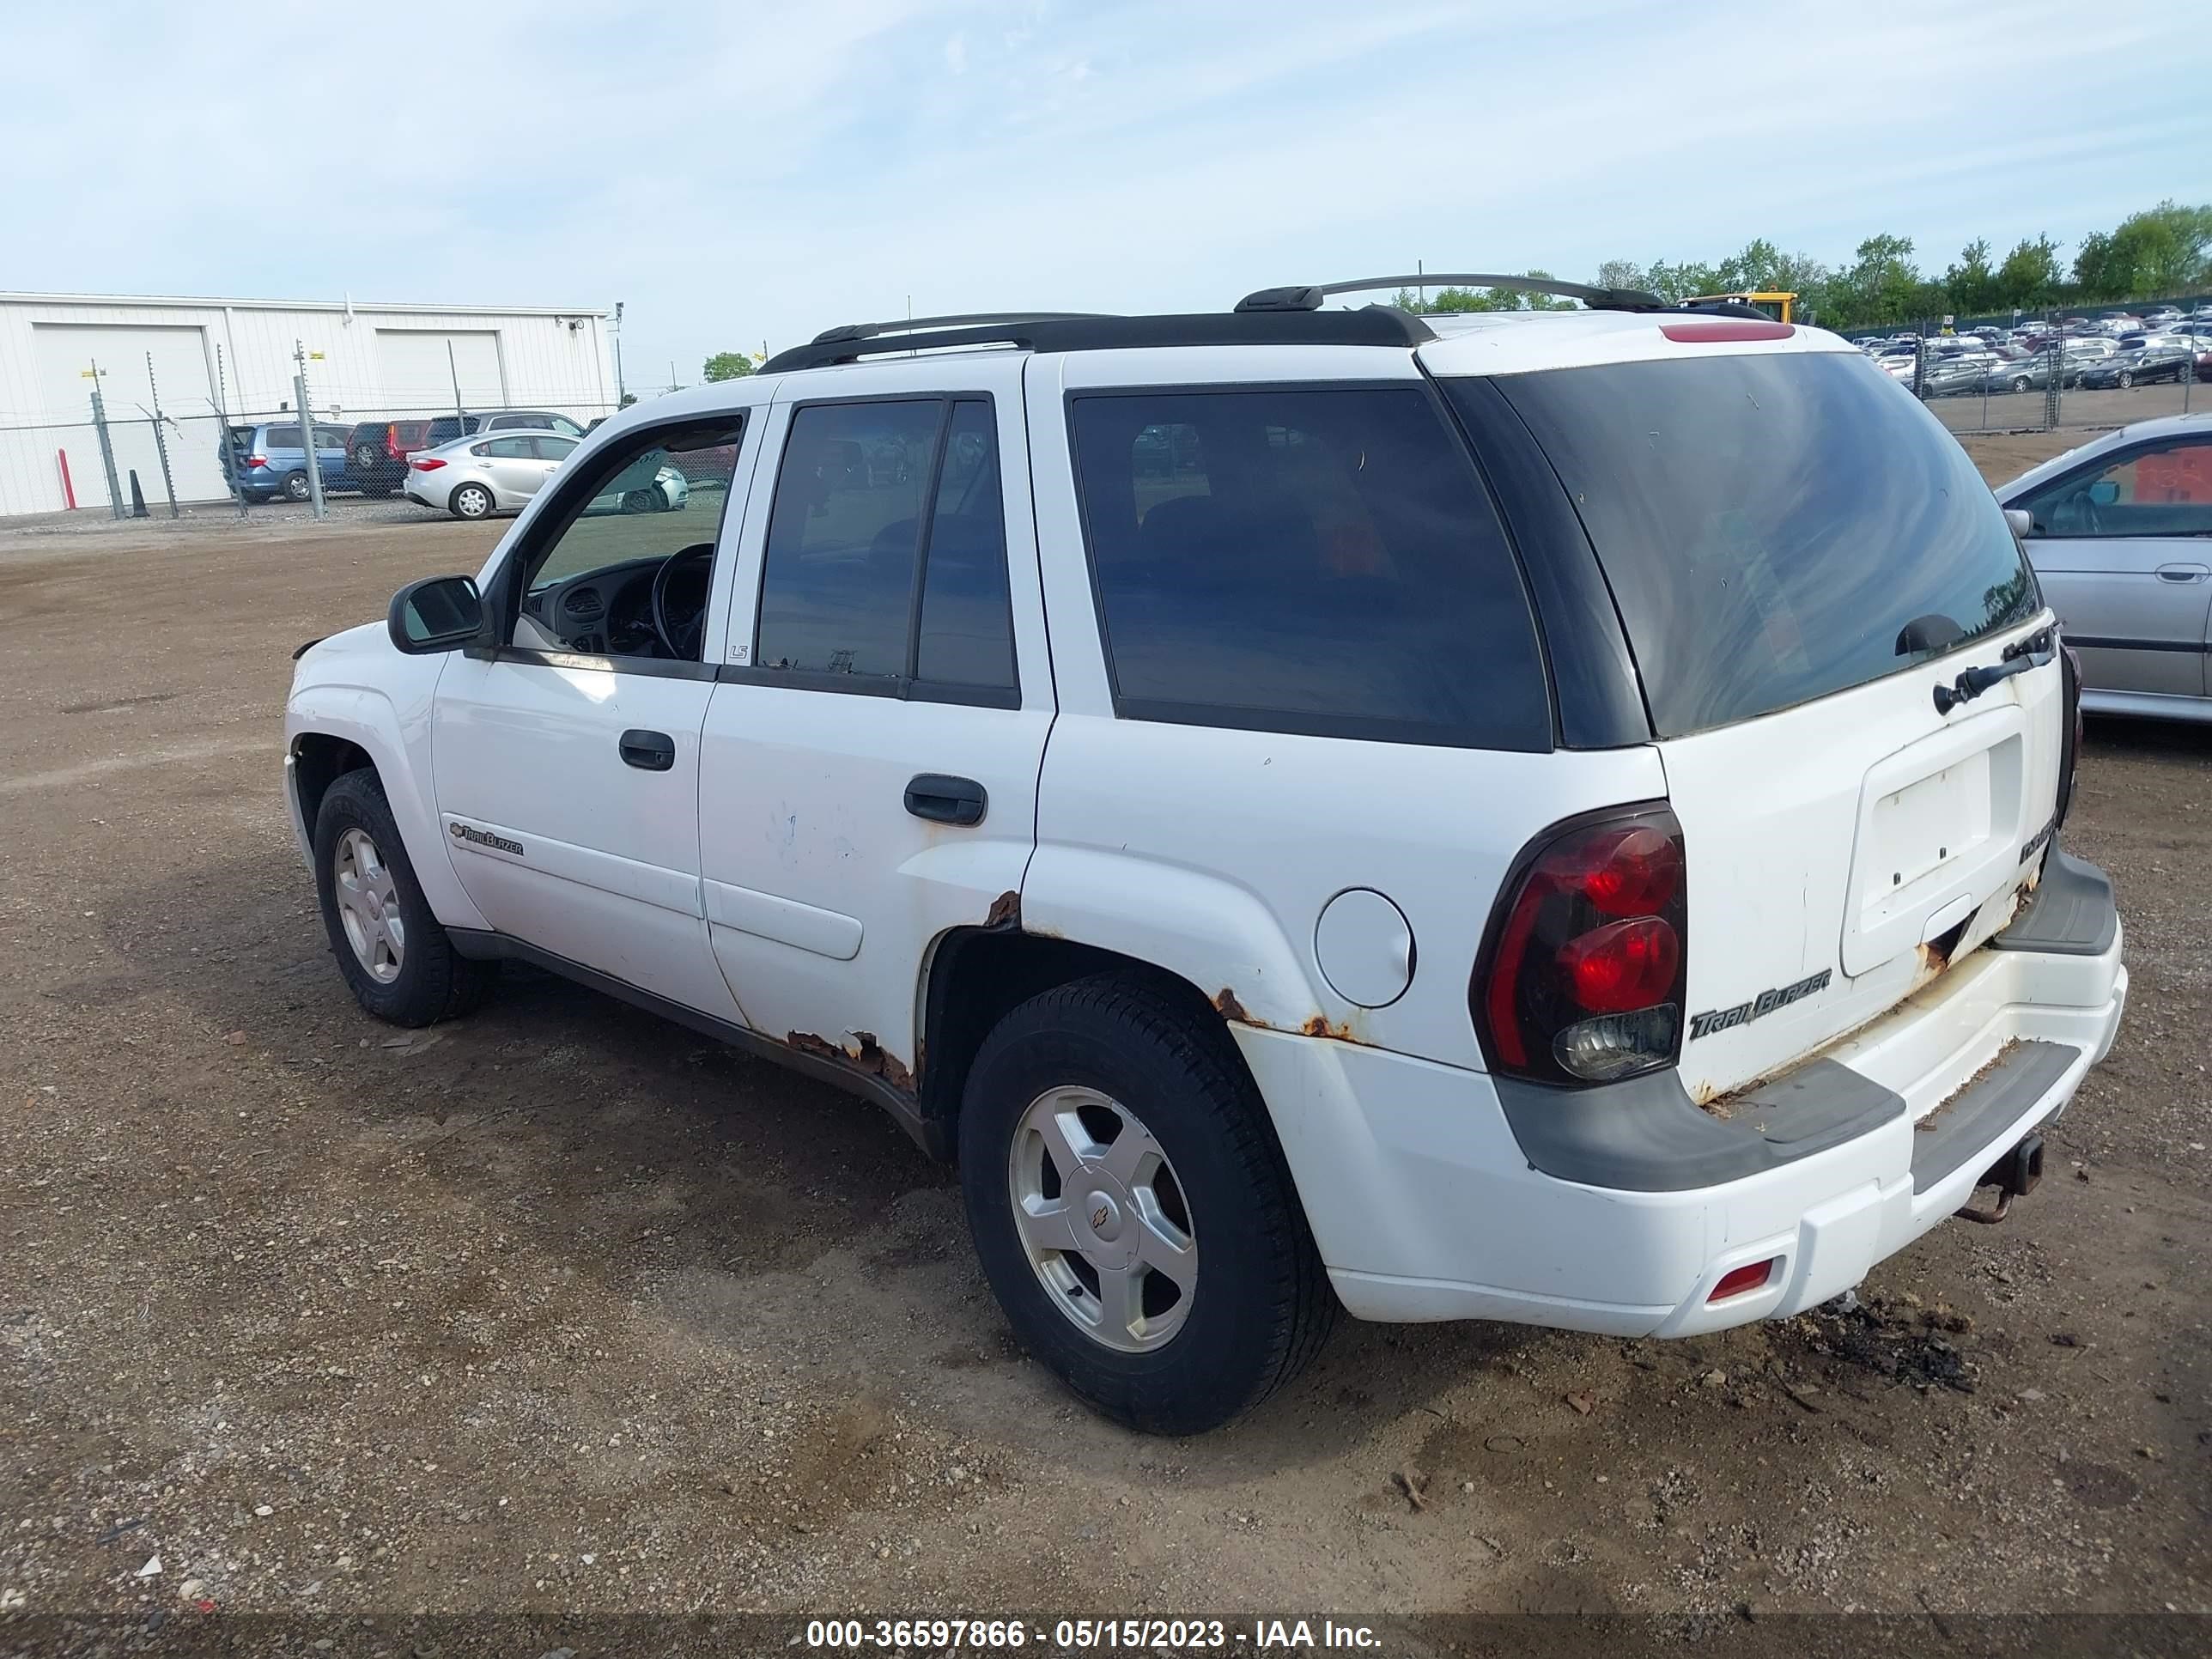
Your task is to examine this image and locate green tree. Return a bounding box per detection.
[1824,234,1923,329]
[702,350,757,382]
[1595,258,1650,293]
[2072,201,2212,299]
[1993,236,2062,311]
[1943,239,1998,316]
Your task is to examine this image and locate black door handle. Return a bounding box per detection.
[905,773,987,825]
[619,728,676,771]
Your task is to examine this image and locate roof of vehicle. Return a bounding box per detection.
[598,287,1877,454]
[1995,412,2212,500]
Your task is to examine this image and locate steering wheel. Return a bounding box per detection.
[649,543,716,659]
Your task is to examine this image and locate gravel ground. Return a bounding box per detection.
[1,428,2207,1644]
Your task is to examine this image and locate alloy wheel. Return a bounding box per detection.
[1007,1085,1196,1353]
[331,827,404,984]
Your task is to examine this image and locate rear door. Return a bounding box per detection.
[477,434,547,506]
[696,356,1050,1081]
[2014,432,2212,702]
[1470,348,2063,1100]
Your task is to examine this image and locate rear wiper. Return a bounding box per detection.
[1932,626,2055,714]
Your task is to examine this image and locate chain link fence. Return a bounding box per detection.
[0,394,628,522]
[1850,302,2209,437]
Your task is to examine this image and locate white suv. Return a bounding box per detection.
[285,279,2127,1434]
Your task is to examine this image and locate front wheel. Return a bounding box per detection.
[313,769,496,1026]
[450,482,495,520]
[621,488,658,514]
[2118,370,2134,389]
[2010,376,2033,393]
[958,974,1336,1434]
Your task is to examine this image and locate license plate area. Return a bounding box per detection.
[1842,712,2026,977]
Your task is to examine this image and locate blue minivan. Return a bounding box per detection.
[220,420,353,502]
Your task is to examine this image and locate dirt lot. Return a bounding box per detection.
[2,429,2208,1643]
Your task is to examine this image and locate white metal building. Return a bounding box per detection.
[0,292,617,516]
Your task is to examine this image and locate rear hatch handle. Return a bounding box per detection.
[1933,625,2056,715]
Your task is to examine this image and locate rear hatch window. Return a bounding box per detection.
[1456,354,2039,738]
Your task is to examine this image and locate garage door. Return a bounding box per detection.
[33,324,227,510]
[374,330,506,416]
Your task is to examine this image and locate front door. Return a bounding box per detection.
[2021,432,2212,702]
[697,359,1053,1084]
[429,410,761,1024]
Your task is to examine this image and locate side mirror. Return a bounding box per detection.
[2003,507,2034,543]
[388,574,483,654]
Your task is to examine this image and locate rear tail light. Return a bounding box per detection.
[1473,805,1688,1085]
[410,456,446,471]
[246,455,267,470]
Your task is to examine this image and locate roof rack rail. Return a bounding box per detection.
[759,307,1437,374]
[1238,274,1668,314]
[1669,297,1781,322]
[808,311,1116,346]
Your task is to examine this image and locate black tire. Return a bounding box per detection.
[2010,376,2032,393]
[450,482,495,520]
[283,470,312,501]
[621,488,658,514]
[313,768,497,1027]
[2118,370,2134,389]
[958,973,1336,1434]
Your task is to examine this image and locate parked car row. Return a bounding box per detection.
[217,410,589,503]
[1859,325,2210,398]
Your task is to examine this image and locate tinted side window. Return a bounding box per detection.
[485,436,536,459]
[534,435,579,460]
[915,400,1015,692]
[757,400,944,678]
[1068,386,1548,749]
[267,424,302,448]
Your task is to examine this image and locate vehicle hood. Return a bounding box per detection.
[290,621,392,687]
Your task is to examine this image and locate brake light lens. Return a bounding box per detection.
[410,456,446,471]
[1474,805,1688,1085]
[1708,1259,1777,1302]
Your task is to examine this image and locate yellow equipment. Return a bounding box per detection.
[1688,291,1796,323]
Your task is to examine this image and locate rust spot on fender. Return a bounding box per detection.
[1213,988,1261,1026]
[787,1030,915,1094]
[984,890,1021,929]
[848,1031,915,1092]
[1299,1014,1372,1046]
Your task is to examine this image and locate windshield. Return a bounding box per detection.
[1458,352,2040,738]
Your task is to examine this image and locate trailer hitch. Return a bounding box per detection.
[1956,1131,2044,1224]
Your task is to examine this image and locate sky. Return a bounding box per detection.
[5,0,2209,391]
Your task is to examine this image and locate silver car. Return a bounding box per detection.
[406,428,691,520]
[1998,414,2212,722]
[406,430,582,520]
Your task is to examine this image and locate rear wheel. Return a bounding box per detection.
[958,973,1336,1434]
[313,769,497,1026]
[283,470,312,501]
[450,482,495,520]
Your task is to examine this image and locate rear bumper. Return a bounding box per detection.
[1237,862,2124,1337]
